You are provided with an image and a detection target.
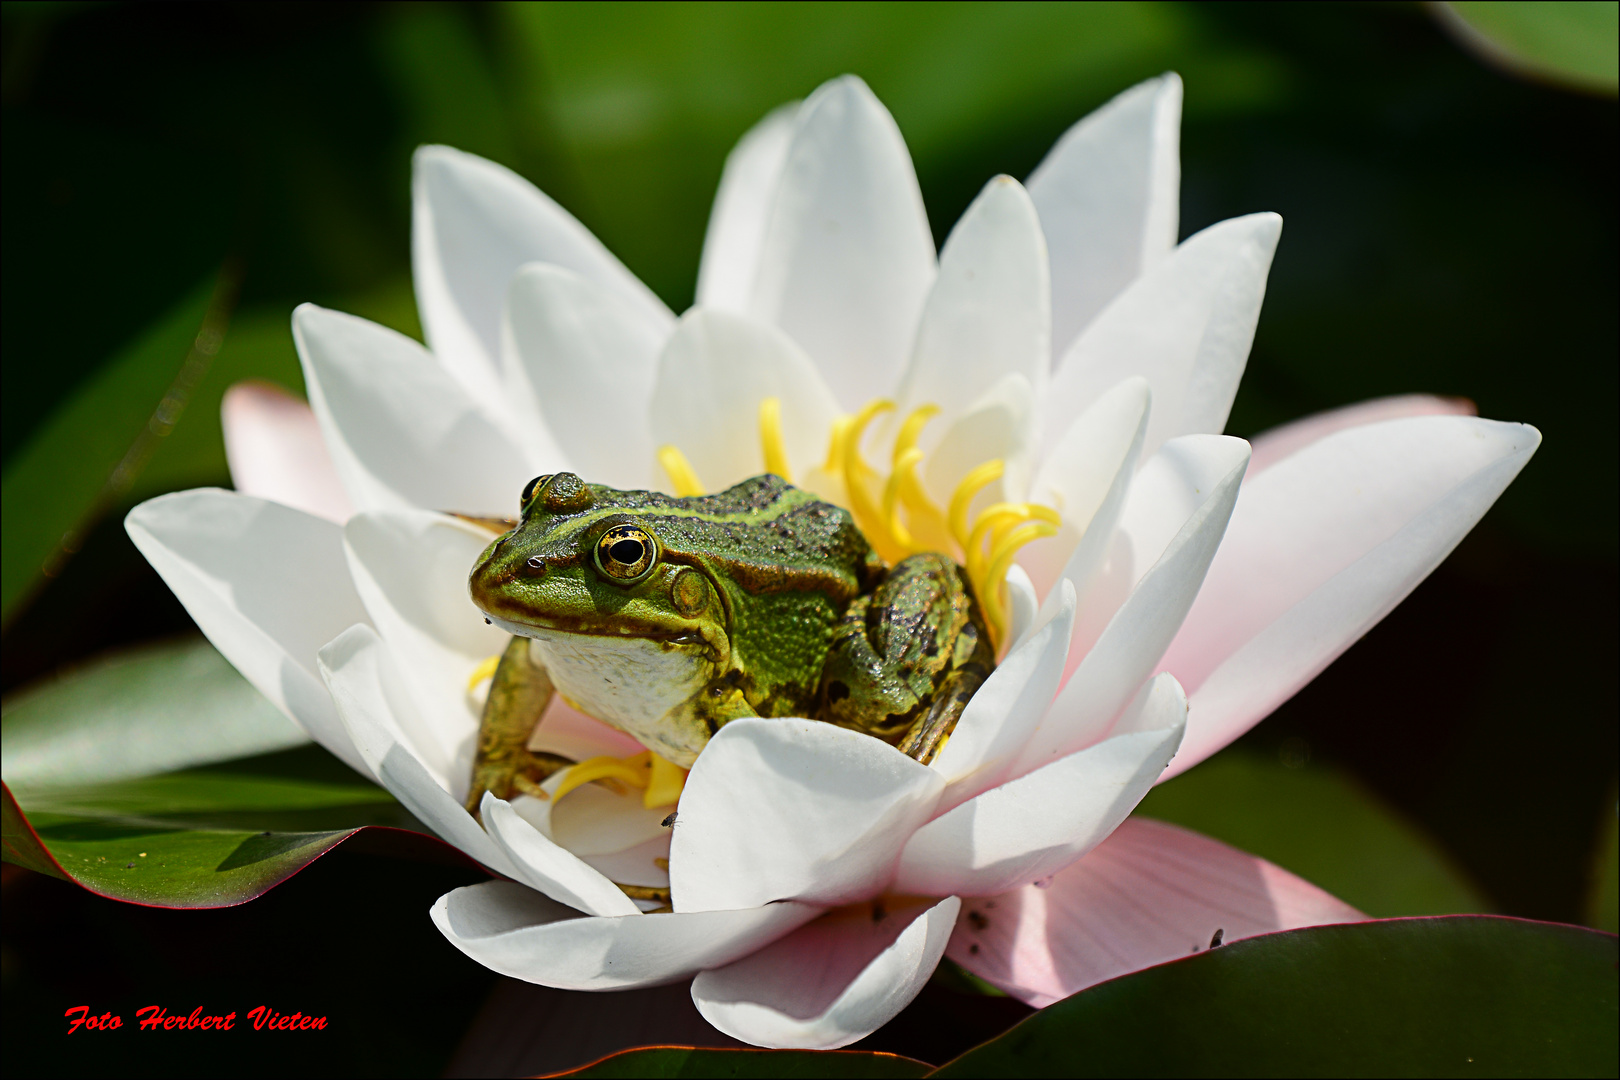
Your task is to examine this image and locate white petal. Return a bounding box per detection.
[1248,394,1477,476]
[502,264,669,487]
[1045,213,1281,463]
[432,878,819,991]
[342,509,506,787]
[125,490,370,776]
[950,817,1362,1008]
[481,794,642,918]
[1013,436,1249,774]
[1028,74,1181,358]
[1002,563,1040,653]
[692,896,959,1050]
[221,381,352,522]
[932,581,1076,812]
[697,102,800,312]
[746,76,936,409]
[896,674,1184,897]
[1023,376,1150,601]
[893,175,1049,446]
[293,304,538,517]
[648,308,841,492]
[412,145,672,417]
[318,624,519,876]
[541,770,674,858]
[1160,416,1540,779]
[669,718,944,912]
[922,372,1036,508]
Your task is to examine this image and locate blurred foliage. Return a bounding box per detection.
[1137,748,1490,917]
[1440,2,1619,94]
[1,2,1615,1074]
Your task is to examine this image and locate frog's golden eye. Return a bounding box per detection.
[595,525,656,582]
[520,475,551,510]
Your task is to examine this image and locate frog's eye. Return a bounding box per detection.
[595,525,656,582]
[520,475,552,510]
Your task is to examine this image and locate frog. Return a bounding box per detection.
[462,470,994,814]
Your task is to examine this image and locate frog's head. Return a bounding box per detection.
[468,472,734,764]
[469,472,726,657]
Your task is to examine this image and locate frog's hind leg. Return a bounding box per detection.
[465,634,572,819]
[818,552,995,766]
[897,660,989,765]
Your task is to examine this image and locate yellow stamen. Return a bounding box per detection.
[758,397,793,482]
[981,519,1059,648]
[950,460,1005,552]
[892,404,940,467]
[551,752,651,803]
[549,750,688,810]
[658,446,706,496]
[964,502,1029,585]
[466,654,500,692]
[883,447,924,550]
[839,399,903,561]
[644,754,687,809]
[821,415,854,473]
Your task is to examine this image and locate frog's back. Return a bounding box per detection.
[588,474,881,602]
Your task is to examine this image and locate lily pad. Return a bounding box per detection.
[934,916,1618,1077]
[1,636,464,906]
[562,1048,932,1078]
[2,636,309,788]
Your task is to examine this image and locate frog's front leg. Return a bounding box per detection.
[817,553,995,766]
[465,634,572,818]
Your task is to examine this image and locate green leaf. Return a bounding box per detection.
[935,916,1618,1077]
[2,636,308,789]
[1137,747,1490,916]
[1440,2,1619,94]
[560,1048,932,1078]
[1,277,216,623]
[1,636,460,906]
[2,747,437,907]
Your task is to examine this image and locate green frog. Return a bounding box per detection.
[463,471,994,813]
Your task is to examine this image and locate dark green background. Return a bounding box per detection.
[3,2,1614,1076]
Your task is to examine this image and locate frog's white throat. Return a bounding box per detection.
[494,622,714,766]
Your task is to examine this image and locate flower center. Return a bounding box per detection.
[657,396,1059,653]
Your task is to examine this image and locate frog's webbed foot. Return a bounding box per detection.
[897,660,989,765]
[465,634,572,820]
[616,883,672,914]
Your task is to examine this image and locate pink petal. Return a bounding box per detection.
[949,817,1361,1008]
[1247,394,1476,476]
[222,381,352,523]
[1157,415,1538,779]
[692,896,960,1049]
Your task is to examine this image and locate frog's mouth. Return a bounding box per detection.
[481,611,728,669]
[483,611,706,648]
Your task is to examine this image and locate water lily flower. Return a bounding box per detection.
[127,73,1538,1049]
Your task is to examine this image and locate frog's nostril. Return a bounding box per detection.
[525,555,546,574]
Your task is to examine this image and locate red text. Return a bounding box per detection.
[135,1005,238,1031]
[64,1006,123,1033]
[246,1005,327,1031]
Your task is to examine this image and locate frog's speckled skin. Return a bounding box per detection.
[466,472,992,801]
